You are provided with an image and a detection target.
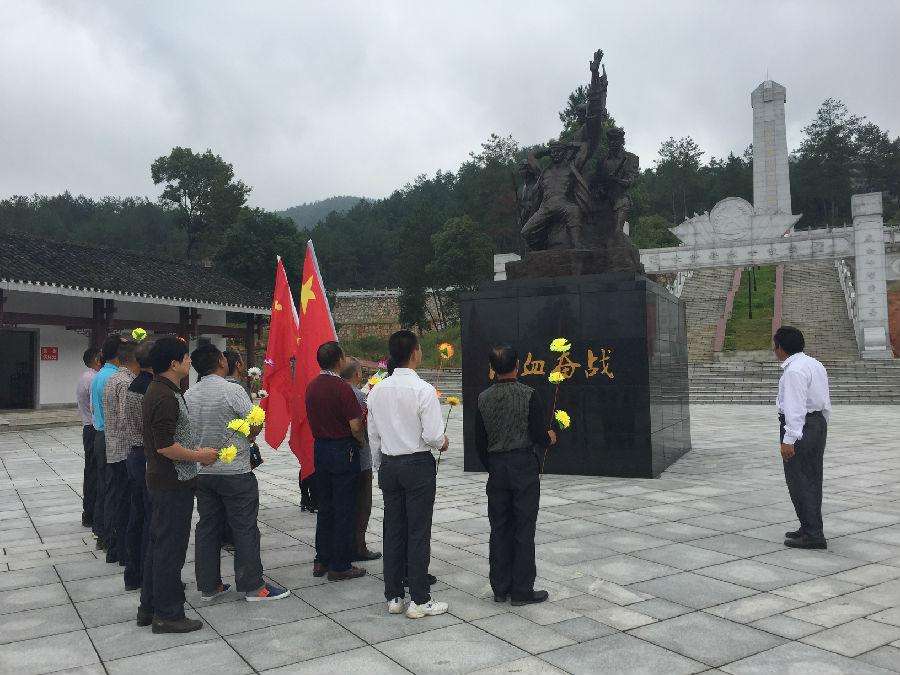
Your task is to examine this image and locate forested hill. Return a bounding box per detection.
[278,195,364,229]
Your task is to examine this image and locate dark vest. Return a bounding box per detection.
[477,381,534,453]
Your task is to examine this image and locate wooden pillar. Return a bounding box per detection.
[178,307,191,390]
[190,308,200,340]
[103,299,116,338]
[91,299,105,347]
[0,289,6,327]
[244,314,257,371]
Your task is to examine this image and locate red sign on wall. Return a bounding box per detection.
[40,347,59,361]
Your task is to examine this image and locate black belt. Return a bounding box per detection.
[380,451,432,463]
[779,411,825,420]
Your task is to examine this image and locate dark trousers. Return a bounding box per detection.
[780,412,827,540]
[140,487,194,621]
[379,452,436,604]
[104,460,129,562]
[355,469,373,554]
[314,438,360,573]
[195,473,264,594]
[82,425,97,523]
[91,432,107,541]
[300,472,318,511]
[486,448,540,600]
[124,448,150,588]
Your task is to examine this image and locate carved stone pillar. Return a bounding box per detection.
[851,193,892,359]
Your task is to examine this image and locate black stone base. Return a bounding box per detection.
[460,272,690,478]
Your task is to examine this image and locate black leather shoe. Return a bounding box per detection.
[511,590,550,606]
[493,593,509,603]
[136,607,152,627]
[784,536,827,550]
[352,549,382,562]
[784,529,802,539]
[152,616,203,633]
[313,562,328,577]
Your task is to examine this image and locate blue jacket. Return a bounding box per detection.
[91,363,118,431]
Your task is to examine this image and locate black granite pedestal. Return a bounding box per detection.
[460,273,691,478]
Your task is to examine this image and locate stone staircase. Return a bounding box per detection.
[419,369,462,401]
[681,268,736,362]
[781,261,858,360]
[689,359,900,404]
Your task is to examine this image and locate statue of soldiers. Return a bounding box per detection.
[597,127,639,234]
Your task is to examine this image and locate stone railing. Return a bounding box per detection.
[835,258,861,352]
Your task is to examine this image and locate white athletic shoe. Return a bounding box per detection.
[405,599,449,619]
[387,597,406,614]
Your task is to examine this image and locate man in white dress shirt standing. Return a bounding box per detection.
[368,330,450,619]
[773,326,832,550]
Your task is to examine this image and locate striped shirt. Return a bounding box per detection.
[102,368,135,463]
[185,374,254,475]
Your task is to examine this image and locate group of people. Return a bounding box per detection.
[77,335,288,634]
[77,322,830,633]
[304,330,558,618]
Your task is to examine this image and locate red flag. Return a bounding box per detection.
[289,242,338,480]
[260,257,300,449]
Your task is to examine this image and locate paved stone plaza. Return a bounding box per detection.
[1,404,899,674]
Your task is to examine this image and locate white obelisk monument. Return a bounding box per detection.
[751,80,791,215]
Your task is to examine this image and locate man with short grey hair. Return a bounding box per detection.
[341,357,382,562]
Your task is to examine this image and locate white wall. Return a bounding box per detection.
[3,290,233,407]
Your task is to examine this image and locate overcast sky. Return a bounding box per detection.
[2,0,899,210]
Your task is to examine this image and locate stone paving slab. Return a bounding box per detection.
[0,404,898,673]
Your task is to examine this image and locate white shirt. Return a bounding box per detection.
[76,369,96,427]
[366,368,445,468]
[776,352,832,445]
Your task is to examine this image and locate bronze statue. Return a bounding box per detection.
[509,49,644,278]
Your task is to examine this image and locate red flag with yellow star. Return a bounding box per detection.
[289,241,337,479]
[260,257,300,449]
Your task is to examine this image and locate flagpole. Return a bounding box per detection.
[306,240,337,339]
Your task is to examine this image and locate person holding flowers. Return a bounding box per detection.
[185,342,289,602]
[474,344,556,606]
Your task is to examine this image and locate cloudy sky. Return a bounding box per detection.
[3,1,899,210]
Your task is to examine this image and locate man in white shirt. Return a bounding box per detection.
[368,330,449,619]
[76,347,102,529]
[773,326,832,550]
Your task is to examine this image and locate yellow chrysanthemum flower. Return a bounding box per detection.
[549,337,571,353]
[368,375,382,387]
[227,418,251,437]
[445,396,461,406]
[218,445,238,464]
[555,409,571,430]
[131,328,147,342]
[438,342,455,359]
[246,405,265,426]
[548,371,566,384]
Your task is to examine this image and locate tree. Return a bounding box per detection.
[426,215,493,326]
[559,86,588,138]
[630,214,680,249]
[792,99,863,226]
[216,208,305,297]
[654,136,705,223]
[151,147,251,259]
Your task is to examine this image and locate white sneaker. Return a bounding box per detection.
[406,599,449,619]
[387,597,406,614]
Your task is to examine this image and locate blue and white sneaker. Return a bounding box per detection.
[246,583,290,602]
[200,583,231,601]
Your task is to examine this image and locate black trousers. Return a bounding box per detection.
[379,452,436,604]
[486,448,540,600]
[314,438,360,573]
[82,425,97,523]
[124,448,150,588]
[780,412,827,540]
[92,432,107,541]
[195,473,264,593]
[140,487,194,620]
[104,459,129,562]
[300,472,319,511]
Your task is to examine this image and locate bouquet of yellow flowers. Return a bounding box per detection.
[218,405,266,464]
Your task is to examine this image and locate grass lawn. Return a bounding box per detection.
[341,324,461,369]
[724,266,776,352]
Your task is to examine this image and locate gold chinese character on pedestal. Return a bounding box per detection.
[552,352,581,379]
[521,352,547,376]
[585,348,614,379]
